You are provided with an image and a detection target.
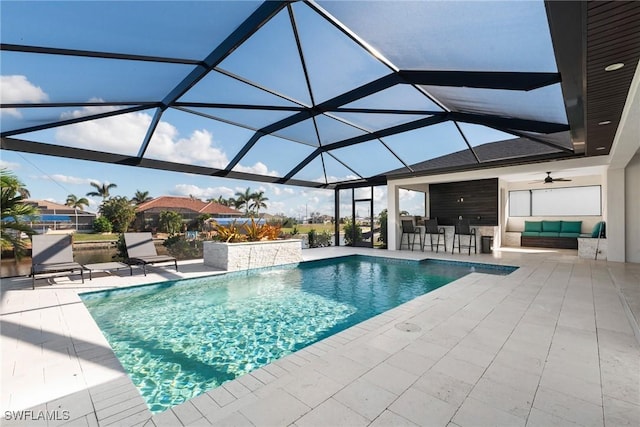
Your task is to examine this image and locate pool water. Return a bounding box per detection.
[81,255,515,413]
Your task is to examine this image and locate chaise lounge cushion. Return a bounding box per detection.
[560,221,582,234]
[540,231,561,237]
[559,232,581,238]
[524,221,542,232]
[591,221,606,238]
[541,220,562,233]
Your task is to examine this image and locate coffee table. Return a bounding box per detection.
[84,262,133,280]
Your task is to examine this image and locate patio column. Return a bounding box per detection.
[387,182,399,251]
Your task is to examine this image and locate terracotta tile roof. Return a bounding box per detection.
[136,196,242,216]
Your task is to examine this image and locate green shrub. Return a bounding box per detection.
[163,235,202,260]
[93,216,112,233]
[343,218,362,246]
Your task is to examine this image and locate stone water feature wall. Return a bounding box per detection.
[203,240,303,272]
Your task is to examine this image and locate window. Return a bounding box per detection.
[509,190,531,217]
[509,186,601,217]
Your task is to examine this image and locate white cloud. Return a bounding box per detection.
[43,174,92,185]
[57,106,149,154]
[0,75,49,118]
[234,161,279,177]
[55,105,230,168]
[0,160,21,170]
[172,184,234,200]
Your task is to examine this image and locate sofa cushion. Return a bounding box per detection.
[542,220,562,233]
[539,232,560,237]
[591,221,606,238]
[524,221,542,232]
[521,231,540,237]
[559,232,580,238]
[560,221,582,234]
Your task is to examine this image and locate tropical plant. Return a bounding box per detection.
[343,218,363,246]
[158,210,183,235]
[378,209,388,248]
[1,169,37,259]
[132,190,152,205]
[99,196,135,233]
[65,194,89,210]
[93,216,113,233]
[86,181,117,201]
[249,190,269,215]
[211,220,246,243]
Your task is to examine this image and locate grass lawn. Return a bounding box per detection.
[281,223,338,234]
[73,233,119,242]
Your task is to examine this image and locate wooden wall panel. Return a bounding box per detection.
[429,178,498,226]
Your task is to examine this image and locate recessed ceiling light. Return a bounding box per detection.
[596,146,606,150]
[598,120,612,125]
[605,63,624,71]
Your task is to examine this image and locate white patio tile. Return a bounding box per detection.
[412,369,474,406]
[532,386,604,427]
[333,378,397,421]
[539,367,602,405]
[452,396,526,427]
[431,355,486,385]
[369,410,419,427]
[171,401,205,426]
[468,377,535,419]
[525,407,581,427]
[281,368,343,408]
[603,395,640,426]
[388,387,457,427]
[238,389,309,426]
[385,347,438,377]
[295,398,369,427]
[360,361,418,396]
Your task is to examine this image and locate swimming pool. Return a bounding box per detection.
[81,255,515,413]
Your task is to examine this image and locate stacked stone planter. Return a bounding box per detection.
[203,239,303,272]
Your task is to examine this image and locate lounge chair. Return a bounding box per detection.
[123,232,177,276]
[30,234,85,289]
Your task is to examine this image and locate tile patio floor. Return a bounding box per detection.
[1,246,639,426]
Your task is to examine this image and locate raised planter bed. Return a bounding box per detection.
[203,239,303,272]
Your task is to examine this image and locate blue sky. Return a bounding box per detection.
[1,1,559,219]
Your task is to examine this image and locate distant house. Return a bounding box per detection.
[24,200,96,233]
[134,196,243,231]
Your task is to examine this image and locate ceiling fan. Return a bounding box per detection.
[542,171,572,184]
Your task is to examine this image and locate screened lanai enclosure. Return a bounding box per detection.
[2,1,639,246]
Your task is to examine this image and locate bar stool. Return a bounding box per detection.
[400,219,422,251]
[452,218,477,254]
[423,218,446,252]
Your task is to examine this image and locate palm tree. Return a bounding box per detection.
[249,191,269,216]
[234,187,253,215]
[132,190,152,205]
[65,194,89,210]
[65,194,89,231]
[212,195,231,207]
[1,170,31,199]
[1,169,37,259]
[86,181,117,201]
